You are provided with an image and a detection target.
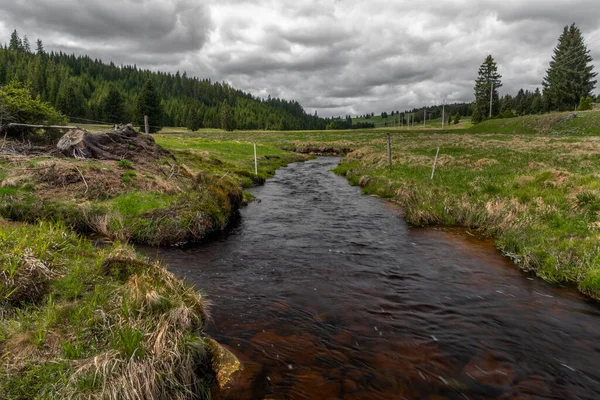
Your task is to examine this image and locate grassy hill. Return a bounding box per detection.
[466,110,600,135]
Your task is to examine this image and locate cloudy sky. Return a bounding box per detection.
[0,0,599,117]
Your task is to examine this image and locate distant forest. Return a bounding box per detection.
[0,31,327,131]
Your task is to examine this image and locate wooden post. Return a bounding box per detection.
[254,143,258,175]
[386,133,392,167]
[144,115,149,135]
[431,146,440,179]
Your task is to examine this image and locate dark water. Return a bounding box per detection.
[143,157,600,399]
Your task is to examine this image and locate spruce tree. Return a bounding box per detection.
[219,101,234,131]
[23,36,31,53]
[56,79,87,117]
[472,55,502,124]
[543,24,597,111]
[9,30,21,51]
[103,86,125,123]
[136,79,162,132]
[36,39,44,55]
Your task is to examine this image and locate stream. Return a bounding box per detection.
[142,157,600,399]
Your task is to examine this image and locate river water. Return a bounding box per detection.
[144,157,600,399]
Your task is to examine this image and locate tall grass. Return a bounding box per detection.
[0,220,215,399]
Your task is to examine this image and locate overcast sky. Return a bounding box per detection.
[0,0,599,117]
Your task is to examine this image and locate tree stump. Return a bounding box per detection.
[57,125,172,161]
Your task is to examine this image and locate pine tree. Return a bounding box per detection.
[136,79,162,132]
[531,89,543,114]
[56,79,87,117]
[9,30,21,51]
[36,39,44,55]
[23,36,31,53]
[103,86,125,123]
[500,95,513,114]
[219,101,234,131]
[472,55,502,124]
[543,24,597,111]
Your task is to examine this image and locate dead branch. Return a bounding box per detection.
[73,166,89,195]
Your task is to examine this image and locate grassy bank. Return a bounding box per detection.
[0,220,215,399]
[333,132,600,298]
[0,132,304,246]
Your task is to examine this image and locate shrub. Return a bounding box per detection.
[577,96,594,111]
[0,80,67,139]
[502,110,515,119]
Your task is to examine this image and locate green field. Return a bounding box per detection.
[351,114,472,129]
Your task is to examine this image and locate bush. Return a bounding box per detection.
[577,96,594,111]
[502,110,515,119]
[0,80,67,139]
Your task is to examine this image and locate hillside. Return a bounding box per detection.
[465,110,600,135]
[0,31,326,131]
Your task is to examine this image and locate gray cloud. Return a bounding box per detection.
[0,0,211,55]
[0,0,599,117]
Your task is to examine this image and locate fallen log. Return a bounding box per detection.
[8,123,79,129]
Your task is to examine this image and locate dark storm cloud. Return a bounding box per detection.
[0,0,211,54]
[0,0,599,117]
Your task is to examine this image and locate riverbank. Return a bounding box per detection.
[332,131,600,299]
[0,131,304,398]
[0,134,304,245]
[0,220,214,398]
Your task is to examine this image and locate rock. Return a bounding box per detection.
[206,338,242,393]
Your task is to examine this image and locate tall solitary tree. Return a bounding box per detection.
[136,79,162,132]
[472,55,502,124]
[543,24,597,111]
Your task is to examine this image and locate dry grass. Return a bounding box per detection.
[0,222,218,399]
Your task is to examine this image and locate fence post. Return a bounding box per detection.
[254,143,258,175]
[386,132,392,167]
[144,115,149,135]
[431,146,440,179]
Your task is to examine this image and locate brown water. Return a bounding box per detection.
[143,157,600,399]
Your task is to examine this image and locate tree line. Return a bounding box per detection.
[1,30,328,132]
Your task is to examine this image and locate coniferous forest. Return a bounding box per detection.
[0,31,327,131]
